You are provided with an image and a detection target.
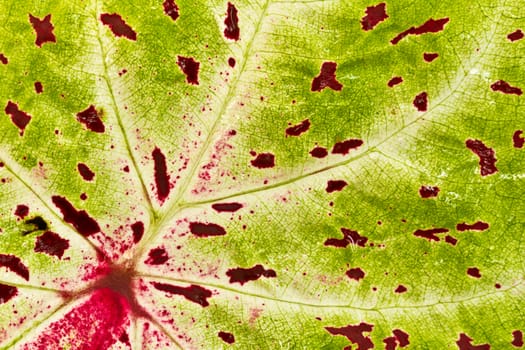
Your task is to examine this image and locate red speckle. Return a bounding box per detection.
[413,227,449,241]
[131,221,145,243]
[310,146,328,158]
[326,180,348,193]
[76,105,105,133]
[163,0,179,22]
[218,331,235,344]
[445,235,458,245]
[189,222,226,237]
[177,56,200,85]
[456,333,490,350]
[285,119,311,137]
[423,52,439,62]
[228,57,236,68]
[513,130,524,148]
[151,282,212,307]
[29,14,56,47]
[34,81,43,94]
[224,2,240,40]
[394,285,407,293]
[34,231,70,259]
[226,264,276,285]
[512,330,523,347]
[52,195,101,237]
[145,247,169,265]
[413,92,428,112]
[456,221,489,232]
[0,283,17,304]
[360,3,388,31]
[5,101,32,136]
[490,80,522,95]
[14,205,29,219]
[325,322,374,350]
[311,62,343,92]
[0,254,29,280]
[100,13,137,41]
[250,152,275,168]
[332,139,364,155]
[419,185,439,198]
[387,76,403,87]
[324,228,368,248]
[152,147,170,202]
[494,283,501,289]
[77,163,95,181]
[465,139,498,176]
[212,202,243,212]
[508,29,524,42]
[346,267,365,281]
[467,267,481,278]
[0,53,8,64]
[80,193,87,200]
[391,17,450,45]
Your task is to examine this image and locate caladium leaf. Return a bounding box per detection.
[0,0,523,348]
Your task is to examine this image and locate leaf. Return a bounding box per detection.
[0,0,523,349]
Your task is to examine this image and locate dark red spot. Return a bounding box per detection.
[212,202,243,212]
[512,330,523,347]
[490,80,522,95]
[100,13,137,41]
[413,92,428,112]
[0,53,8,64]
[494,283,501,289]
[0,283,17,304]
[34,81,43,94]
[224,2,239,40]
[311,62,343,92]
[456,221,489,232]
[250,152,275,168]
[310,146,328,158]
[0,254,29,280]
[151,282,212,307]
[52,195,101,237]
[189,222,226,237]
[152,147,170,202]
[394,285,407,293]
[324,228,368,248]
[131,221,144,243]
[466,140,498,177]
[119,332,130,346]
[163,0,179,22]
[145,247,169,265]
[508,29,524,42]
[325,322,374,350]
[218,331,235,344]
[384,337,397,350]
[34,231,69,259]
[513,130,524,148]
[226,264,276,285]
[80,193,87,201]
[76,105,105,133]
[346,267,365,281]
[445,235,458,245]
[29,14,56,47]
[391,17,450,45]
[419,185,439,198]
[413,227,449,241]
[360,3,388,31]
[423,52,439,62]
[384,329,410,349]
[228,57,236,68]
[285,119,311,137]
[77,163,95,181]
[177,57,200,86]
[467,267,481,278]
[332,139,364,155]
[456,333,490,350]
[14,205,29,219]
[5,101,31,135]
[387,76,403,87]
[326,180,348,193]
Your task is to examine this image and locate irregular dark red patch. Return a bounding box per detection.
[224,2,240,41]
[14,205,29,219]
[212,202,243,212]
[465,139,498,176]
[228,57,236,68]
[326,180,348,193]
[0,283,17,304]
[250,152,275,168]
[52,195,101,237]
[285,119,311,137]
[310,146,328,158]
[393,329,410,347]
[387,76,403,87]
[177,56,200,85]
[151,282,212,307]
[325,322,374,350]
[360,3,388,31]
[34,231,70,259]
[324,228,368,248]
[311,62,343,92]
[131,221,145,243]
[346,267,365,281]
[456,221,489,232]
[508,29,524,42]
[467,267,481,278]
[513,130,524,148]
[0,254,29,280]
[0,53,8,64]
[163,0,179,22]
[384,336,398,350]
[189,222,226,237]
[490,80,523,95]
[76,105,105,133]
[29,14,56,47]
[331,139,364,155]
[5,101,32,135]
[119,332,130,346]
[456,333,490,350]
[512,330,524,347]
[218,331,235,344]
[34,81,43,94]
[226,264,276,285]
[445,235,458,245]
[413,92,428,112]
[413,227,449,241]
[145,247,169,265]
[419,185,439,198]
[100,13,137,41]
[152,147,170,202]
[423,52,439,62]
[77,163,95,181]
[395,285,407,293]
[391,17,450,45]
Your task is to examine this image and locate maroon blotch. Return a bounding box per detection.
[445,235,458,245]
[76,105,105,133]
[145,247,169,265]
[189,222,226,237]
[311,62,343,92]
[131,221,144,243]
[508,29,524,42]
[384,336,397,350]
[310,146,328,158]
[490,80,523,95]
[391,17,450,45]
[77,163,95,181]
[5,101,32,135]
[360,3,389,31]
[80,193,87,201]
[419,185,439,198]
[423,52,439,62]
[512,330,523,347]
[29,14,56,47]
[163,0,179,22]
[325,322,374,350]
[413,92,428,112]
[324,228,368,248]
[226,264,276,285]
[285,119,311,137]
[0,283,17,304]
[456,333,490,350]
[224,2,240,41]
[151,282,212,307]
[228,57,236,68]
[393,329,410,347]
[152,147,170,202]
[331,139,364,155]
[0,53,8,65]
[456,221,489,232]
[51,195,101,237]
[326,180,348,193]
[100,13,137,41]
[387,76,403,87]
[34,81,43,94]
[413,227,449,241]
[346,267,365,281]
[14,205,29,219]
[513,130,524,148]
[467,267,481,278]
[212,202,243,212]
[250,152,275,168]
[34,231,70,259]
[465,139,498,176]
[395,285,407,293]
[218,331,235,344]
[177,56,200,85]
[0,254,29,280]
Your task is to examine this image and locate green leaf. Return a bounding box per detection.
[0,0,523,348]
